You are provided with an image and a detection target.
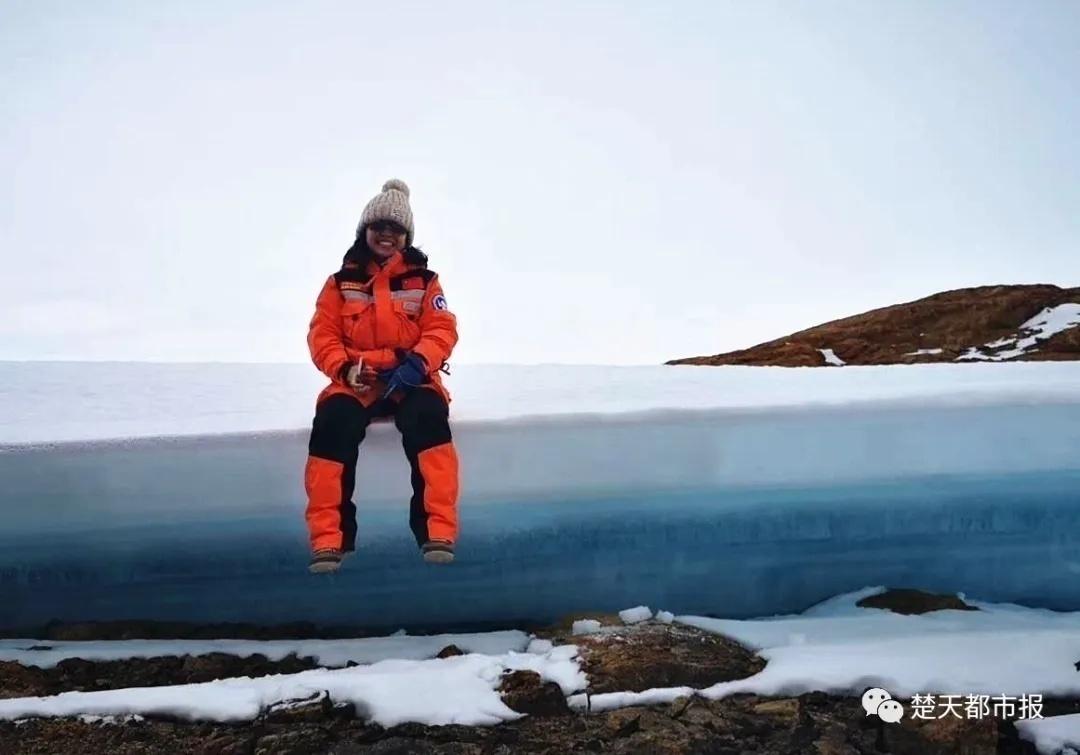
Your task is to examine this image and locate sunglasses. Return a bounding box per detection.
[369,220,407,235]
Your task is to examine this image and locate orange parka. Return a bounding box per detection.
[307,248,457,408]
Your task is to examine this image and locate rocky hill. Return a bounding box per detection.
[668,284,1080,367]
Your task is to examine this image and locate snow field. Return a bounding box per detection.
[5,361,1080,446]
[571,588,1080,753]
[0,636,585,727]
[7,589,1080,752]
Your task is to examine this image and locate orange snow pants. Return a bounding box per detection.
[304,388,459,553]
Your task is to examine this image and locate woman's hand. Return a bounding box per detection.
[342,362,380,393]
[343,364,364,392]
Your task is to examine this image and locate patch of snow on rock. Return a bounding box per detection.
[572,620,602,636]
[819,348,845,366]
[958,303,1080,363]
[619,606,653,624]
[1016,712,1080,755]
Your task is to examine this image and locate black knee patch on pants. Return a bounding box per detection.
[394,388,452,455]
[309,394,371,461]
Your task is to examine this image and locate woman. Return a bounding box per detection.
[304,179,459,574]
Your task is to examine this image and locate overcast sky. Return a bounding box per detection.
[2,1,1078,365]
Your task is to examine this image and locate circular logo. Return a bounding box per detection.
[433,294,448,311]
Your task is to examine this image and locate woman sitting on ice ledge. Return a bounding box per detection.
[304,179,460,573]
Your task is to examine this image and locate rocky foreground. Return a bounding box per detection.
[668,284,1080,366]
[0,590,1068,754]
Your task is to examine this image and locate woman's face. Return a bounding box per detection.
[366,221,407,259]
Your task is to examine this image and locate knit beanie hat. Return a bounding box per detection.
[357,178,414,246]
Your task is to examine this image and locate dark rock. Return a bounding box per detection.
[200,731,255,755]
[0,688,1055,754]
[814,730,862,755]
[667,695,694,718]
[343,738,482,754]
[611,708,717,754]
[678,699,730,732]
[0,660,50,698]
[255,727,330,754]
[332,701,359,719]
[498,670,569,717]
[263,690,334,723]
[603,708,641,737]
[572,622,764,693]
[24,651,323,694]
[856,588,978,615]
[751,697,800,723]
[903,713,998,753]
[435,645,465,659]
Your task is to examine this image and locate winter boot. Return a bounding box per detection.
[421,540,454,564]
[309,548,343,574]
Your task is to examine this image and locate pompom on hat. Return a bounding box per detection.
[358,178,414,246]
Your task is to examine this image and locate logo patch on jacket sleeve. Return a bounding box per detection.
[432,294,448,311]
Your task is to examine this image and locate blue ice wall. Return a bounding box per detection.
[2,402,1079,632]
